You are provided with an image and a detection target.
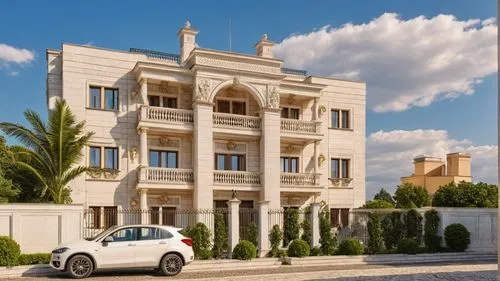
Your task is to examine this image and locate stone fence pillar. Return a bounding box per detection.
[257,201,270,257]
[311,202,320,248]
[227,199,241,257]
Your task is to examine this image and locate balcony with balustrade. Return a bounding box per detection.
[212,112,261,137]
[137,167,194,190]
[280,118,322,142]
[213,170,261,191]
[137,105,193,133]
[280,172,322,193]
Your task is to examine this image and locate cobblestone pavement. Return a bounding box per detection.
[5,262,497,281]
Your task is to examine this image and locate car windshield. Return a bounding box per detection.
[85,225,120,241]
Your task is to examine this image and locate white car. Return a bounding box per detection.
[50,225,194,279]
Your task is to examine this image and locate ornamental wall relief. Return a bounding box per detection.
[266,85,280,109]
[193,78,212,102]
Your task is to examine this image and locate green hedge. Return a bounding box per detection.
[182,222,212,259]
[424,209,441,252]
[17,253,51,265]
[397,238,419,255]
[287,239,310,257]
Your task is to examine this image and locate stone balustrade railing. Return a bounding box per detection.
[213,171,261,185]
[140,106,193,123]
[280,172,319,186]
[139,167,194,184]
[280,119,320,134]
[213,113,261,130]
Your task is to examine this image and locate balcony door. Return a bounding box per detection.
[280,157,299,173]
[215,153,246,171]
[149,150,178,168]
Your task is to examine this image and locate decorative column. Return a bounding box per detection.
[140,78,148,105]
[310,202,321,248]
[139,189,148,224]
[139,129,148,167]
[313,98,319,121]
[192,78,214,211]
[260,85,281,210]
[314,141,319,174]
[227,198,241,257]
[257,201,270,257]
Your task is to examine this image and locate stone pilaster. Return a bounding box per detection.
[260,108,281,210]
[311,202,321,248]
[257,201,270,257]
[227,199,241,257]
[193,102,214,210]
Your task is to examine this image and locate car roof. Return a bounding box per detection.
[115,224,182,230]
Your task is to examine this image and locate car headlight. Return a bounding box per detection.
[51,247,69,254]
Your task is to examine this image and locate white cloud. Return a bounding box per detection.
[274,13,497,112]
[7,71,19,77]
[0,43,35,64]
[366,129,497,200]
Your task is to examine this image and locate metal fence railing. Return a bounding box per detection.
[268,208,311,246]
[239,208,259,242]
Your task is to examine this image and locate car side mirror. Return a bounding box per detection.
[102,236,114,245]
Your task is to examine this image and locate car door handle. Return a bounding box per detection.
[159,241,167,245]
[128,243,136,246]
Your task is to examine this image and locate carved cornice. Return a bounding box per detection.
[194,56,281,75]
[329,177,353,187]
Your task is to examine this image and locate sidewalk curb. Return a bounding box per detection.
[0,252,496,278]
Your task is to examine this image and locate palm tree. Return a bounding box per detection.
[0,100,94,203]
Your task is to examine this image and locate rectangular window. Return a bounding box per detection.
[103,206,117,228]
[341,110,350,129]
[151,207,176,226]
[89,146,101,168]
[331,158,340,178]
[89,86,118,110]
[331,110,339,128]
[217,100,230,113]
[341,159,350,178]
[232,101,246,115]
[149,150,178,168]
[89,206,101,229]
[330,208,340,227]
[104,88,119,110]
[340,208,350,227]
[163,97,177,108]
[281,107,300,120]
[213,200,227,209]
[280,157,299,173]
[215,154,246,171]
[148,95,160,107]
[89,87,101,109]
[104,147,119,169]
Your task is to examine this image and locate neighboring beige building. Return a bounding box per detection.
[401,153,472,194]
[46,22,366,223]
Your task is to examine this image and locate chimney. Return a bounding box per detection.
[177,21,199,63]
[254,34,274,58]
[446,152,471,176]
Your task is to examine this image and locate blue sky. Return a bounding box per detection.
[0,0,497,198]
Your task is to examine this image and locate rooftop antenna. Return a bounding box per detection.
[229,18,232,53]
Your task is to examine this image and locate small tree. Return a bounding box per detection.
[283,208,300,246]
[319,208,335,255]
[373,188,395,204]
[269,224,283,257]
[444,223,471,252]
[433,182,498,208]
[0,170,19,203]
[424,209,441,252]
[367,213,382,253]
[405,209,423,245]
[212,213,228,259]
[394,183,431,208]
[381,214,394,250]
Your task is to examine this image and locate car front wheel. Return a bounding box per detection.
[66,254,93,279]
[160,253,183,276]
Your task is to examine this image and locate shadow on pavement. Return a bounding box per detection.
[305,270,497,281]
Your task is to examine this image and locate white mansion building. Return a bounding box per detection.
[46,22,366,227]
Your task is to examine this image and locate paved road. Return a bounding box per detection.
[5,262,497,281]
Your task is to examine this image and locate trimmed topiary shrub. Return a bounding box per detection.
[337,238,364,255]
[0,236,20,266]
[424,209,441,252]
[287,239,310,257]
[17,253,51,265]
[444,223,470,252]
[319,209,335,255]
[246,222,258,248]
[284,208,300,246]
[232,240,257,260]
[367,213,382,254]
[269,224,283,257]
[212,213,229,259]
[300,218,312,245]
[397,238,419,254]
[183,223,212,260]
[405,209,423,245]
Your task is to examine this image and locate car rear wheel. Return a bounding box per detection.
[160,253,183,276]
[66,255,93,279]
